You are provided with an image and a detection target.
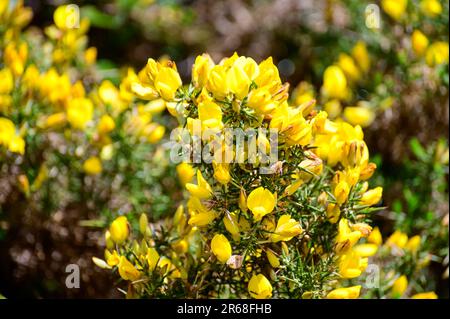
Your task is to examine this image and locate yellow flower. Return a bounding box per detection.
[145,124,165,143]
[326,286,361,299]
[337,54,361,83]
[425,41,449,67]
[54,5,80,30]
[248,274,273,299]
[343,106,375,128]
[334,180,350,205]
[192,53,214,87]
[411,291,438,299]
[386,230,408,249]
[206,65,228,99]
[412,30,429,56]
[105,250,120,266]
[187,196,216,227]
[176,162,195,185]
[420,0,442,17]
[335,218,362,254]
[266,249,280,268]
[359,187,382,206]
[211,234,232,263]
[255,57,281,94]
[118,256,141,281]
[247,187,276,221]
[322,65,348,100]
[67,97,93,130]
[247,88,277,115]
[83,156,102,175]
[339,250,368,278]
[352,41,370,73]
[392,275,408,297]
[0,68,14,94]
[147,247,160,271]
[198,100,223,130]
[213,161,231,185]
[154,66,182,101]
[353,243,378,257]
[381,0,408,21]
[226,63,251,100]
[368,226,383,246]
[109,216,129,244]
[84,47,97,65]
[8,135,25,155]
[186,170,213,199]
[405,235,421,253]
[270,214,302,242]
[97,115,115,135]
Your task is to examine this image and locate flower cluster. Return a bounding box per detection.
[95,53,383,299]
[1,2,176,220]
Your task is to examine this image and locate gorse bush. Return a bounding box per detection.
[1,2,178,223]
[94,53,385,299]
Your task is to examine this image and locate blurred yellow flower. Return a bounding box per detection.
[425,41,449,66]
[382,0,408,21]
[412,30,429,56]
[420,0,442,17]
[352,41,371,73]
[97,115,115,135]
[386,230,408,249]
[411,291,438,299]
[176,162,195,185]
[83,156,102,175]
[368,226,383,246]
[322,65,348,100]
[359,187,383,206]
[67,97,93,129]
[392,275,408,297]
[343,106,375,128]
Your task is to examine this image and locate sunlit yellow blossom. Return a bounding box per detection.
[337,54,361,83]
[198,100,223,130]
[186,170,213,199]
[359,187,383,206]
[326,286,361,299]
[335,218,362,254]
[192,54,214,87]
[154,66,182,101]
[109,216,129,244]
[327,203,341,224]
[247,187,276,221]
[248,274,272,299]
[339,250,368,278]
[211,234,232,263]
[270,215,302,242]
[118,256,141,281]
